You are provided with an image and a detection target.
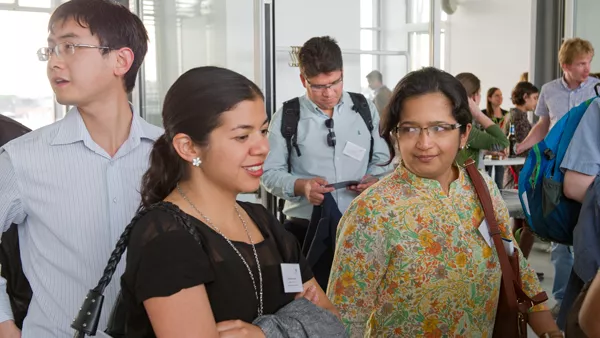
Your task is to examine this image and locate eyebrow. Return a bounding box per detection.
[47,33,79,44]
[400,120,454,125]
[231,118,269,131]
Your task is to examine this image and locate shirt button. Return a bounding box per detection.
[113,198,117,203]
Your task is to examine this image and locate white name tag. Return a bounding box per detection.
[478,219,493,248]
[280,263,303,293]
[343,141,367,161]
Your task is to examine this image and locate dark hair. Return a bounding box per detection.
[140,66,264,208]
[455,72,481,97]
[485,87,500,118]
[366,70,383,82]
[380,67,472,165]
[49,0,148,93]
[511,81,539,106]
[298,36,343,78]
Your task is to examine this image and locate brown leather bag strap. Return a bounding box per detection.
[464,159,519,310]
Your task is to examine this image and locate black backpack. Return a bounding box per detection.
[276,92,374,222]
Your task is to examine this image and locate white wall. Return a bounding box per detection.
[274,0,361,110]
[574,0,600,71]
[447,0,533,110]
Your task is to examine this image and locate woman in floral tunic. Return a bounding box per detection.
[327,67,560,337]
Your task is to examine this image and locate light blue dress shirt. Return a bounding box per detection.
[261,92,392,220]
[0,107,163,337]
[534,76,600,129]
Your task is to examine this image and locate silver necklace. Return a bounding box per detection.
[176,184,264,317]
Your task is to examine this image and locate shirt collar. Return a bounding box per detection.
[302,91,348,115]
[393,163,468,195]
[51,105,155,146]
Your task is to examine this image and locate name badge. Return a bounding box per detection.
[343,141,367,161]
[280,263,303,293]
[478,219,493,248]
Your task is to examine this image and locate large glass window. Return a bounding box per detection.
[0,1,68,130]
[0,10,56,130]
[138,0,258,127]
[360,0,380,94]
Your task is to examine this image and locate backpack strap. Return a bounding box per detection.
[348,92,374,163]
[281,97,302,173]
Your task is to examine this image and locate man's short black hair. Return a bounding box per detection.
[366,70,383,82]
[298,36,343,78]
[49,0,148,93]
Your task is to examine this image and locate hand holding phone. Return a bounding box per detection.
[324,180,360,190]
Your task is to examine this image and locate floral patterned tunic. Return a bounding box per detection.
[327,165,547,337]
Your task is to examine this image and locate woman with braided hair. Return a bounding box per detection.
[119,66,339,337]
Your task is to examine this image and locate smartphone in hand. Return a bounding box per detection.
[324,180,361,190]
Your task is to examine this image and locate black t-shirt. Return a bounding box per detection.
[121,201,313,338]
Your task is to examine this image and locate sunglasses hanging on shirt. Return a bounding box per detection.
[325,118,336,147]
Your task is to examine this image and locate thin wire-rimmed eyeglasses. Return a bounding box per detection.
[325,118,336,147]
[395,123,462,139]
[37,42,111,61]
[306,75,343,92]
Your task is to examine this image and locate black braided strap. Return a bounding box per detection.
[71,202,201,336]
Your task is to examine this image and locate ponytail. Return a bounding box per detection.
[140,134,185,208]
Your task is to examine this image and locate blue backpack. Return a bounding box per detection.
[518,88,600,245]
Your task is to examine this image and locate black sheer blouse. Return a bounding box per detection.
[121,201,313,338]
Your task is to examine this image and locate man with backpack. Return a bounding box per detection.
[0,1,162,337]
[261,36,392,245]
[516,38,599,317]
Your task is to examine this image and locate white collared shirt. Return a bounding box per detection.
[0,107,163,337]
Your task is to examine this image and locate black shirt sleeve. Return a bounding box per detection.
[134,229,215,303]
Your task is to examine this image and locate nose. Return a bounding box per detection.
[47,54,65,71]
[250,133,270,156]
[415,128,434,150]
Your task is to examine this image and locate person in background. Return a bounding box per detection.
[520,71,530,83]
[327,67,559,337]
[481,87,508,189]
[455,72,509,167]
[261,36,391,246]
[366,70,393,115]
[516,37,600,318]
[121,66,338,337]
[0,1,164,336]
[0,115,31,329]
[505,82,539,264]
[482,87,508,128]
[504,82,538,189]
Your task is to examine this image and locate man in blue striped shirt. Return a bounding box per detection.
[0,1,162,337]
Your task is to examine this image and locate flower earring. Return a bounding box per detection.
[192,157,202,167]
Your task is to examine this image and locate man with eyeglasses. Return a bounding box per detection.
[0,1,162,337]
[261,36,392,245]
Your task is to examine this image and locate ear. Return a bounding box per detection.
[300,73,307,89]
[460,123,472,149]
[172,133,203,165]
[113,47,135,78]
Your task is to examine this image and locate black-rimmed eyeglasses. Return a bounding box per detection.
[325,118,336,147]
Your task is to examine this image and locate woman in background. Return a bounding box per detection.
[455,73,509,167]
[481,87,509,189]
[505,81,539,260]
[482,87,508,129]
